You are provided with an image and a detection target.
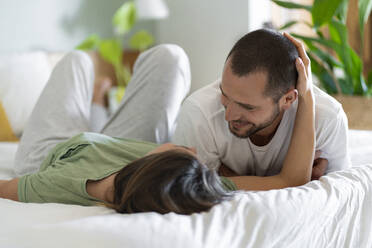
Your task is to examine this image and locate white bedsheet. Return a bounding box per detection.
[0,130,371,248]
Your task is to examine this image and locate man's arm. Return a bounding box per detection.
[218,154,329,179]
[0,179,19,201]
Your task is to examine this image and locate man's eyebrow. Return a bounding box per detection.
[219,84,257,110]
[219,84,227,97]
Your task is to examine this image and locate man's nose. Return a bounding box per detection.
[224,102,241,121]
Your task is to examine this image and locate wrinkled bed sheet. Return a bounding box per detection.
[0,130,371,248]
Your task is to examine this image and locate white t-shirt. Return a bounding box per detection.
[172,79,351,176]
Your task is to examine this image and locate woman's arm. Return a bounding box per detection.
[0,179,19,201]
[230,34,315,191]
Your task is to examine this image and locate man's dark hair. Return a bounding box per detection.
[111,150,233,215]
[227,28,299,102]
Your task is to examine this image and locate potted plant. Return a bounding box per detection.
[272,0,372,129]
[76,1,154,113]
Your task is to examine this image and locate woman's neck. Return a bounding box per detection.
[86,173,117,203]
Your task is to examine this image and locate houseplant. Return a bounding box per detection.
[76,1,154,112]
[272,0,372,129]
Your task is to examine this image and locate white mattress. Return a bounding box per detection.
[0,130,371,248]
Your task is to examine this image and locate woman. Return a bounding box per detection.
[0,34,317,215]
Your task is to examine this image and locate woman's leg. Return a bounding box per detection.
[101,44,191,143]
[14,51,95,176]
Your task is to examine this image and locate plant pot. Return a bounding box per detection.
[334,95,372,130]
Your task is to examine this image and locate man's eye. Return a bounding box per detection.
[241,105,255,111]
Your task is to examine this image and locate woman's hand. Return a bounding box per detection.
[283,32,313,98]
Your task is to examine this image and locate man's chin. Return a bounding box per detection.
[228,123,254,138]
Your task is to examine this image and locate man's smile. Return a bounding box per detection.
[230,120,251,130]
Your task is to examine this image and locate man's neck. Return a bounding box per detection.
[249,111,284,146]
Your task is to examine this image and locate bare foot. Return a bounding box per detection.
[93,77,112,107]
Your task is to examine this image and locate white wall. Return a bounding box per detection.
[247,0,272,31]
[0,0,272,92]
[155,0,250,92]
[0,0,155,53]
[155,0,273,93]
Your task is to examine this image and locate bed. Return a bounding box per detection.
[0,129,371,248]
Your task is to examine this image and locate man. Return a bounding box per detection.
[172,29,350,179]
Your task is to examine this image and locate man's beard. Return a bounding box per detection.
[228,104,281,139]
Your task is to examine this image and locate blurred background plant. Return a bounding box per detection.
[272,0,372,96]
[76,1,155,104]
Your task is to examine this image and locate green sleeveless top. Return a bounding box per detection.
[18,132,237,206]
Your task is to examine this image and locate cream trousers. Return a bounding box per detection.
[14,44,190,176]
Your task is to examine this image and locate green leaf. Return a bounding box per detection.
[328,19,345,44]
[334,0,348,23]
[294,30,367,96]
[316,30,325,39]
[349,48,363,78]
[115,86,126,103]
[279,20,313,31]
[272,1,312,11]
[329,20,361,76]
[112,1,137,36]
[76,34,100,50]
[359,0,372,41]
[278,20,298,30]
[292,33,341,52]
[338,78,354,95]
[305,40,342,69]
[327,20,367,95]
[368,88,372,96]
[129,30,154,51]
[298,21,343,62]
[312,0,344,27]
[308,53,338,94]
[122,66,132,86]
[368,70,372,87]
[350,51,367,95]
[98,39,122,66]
[350,74,368,95]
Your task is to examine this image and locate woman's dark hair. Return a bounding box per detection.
[112,150,233,215]
[227,28,299,102]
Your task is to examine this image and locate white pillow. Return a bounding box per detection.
[0,52,52,137]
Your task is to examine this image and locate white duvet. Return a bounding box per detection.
[1,130,371,248]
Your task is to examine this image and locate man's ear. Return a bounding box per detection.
[279,89,298,110]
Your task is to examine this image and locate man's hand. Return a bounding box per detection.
[311,150,328,180]
[218,163,239,177]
